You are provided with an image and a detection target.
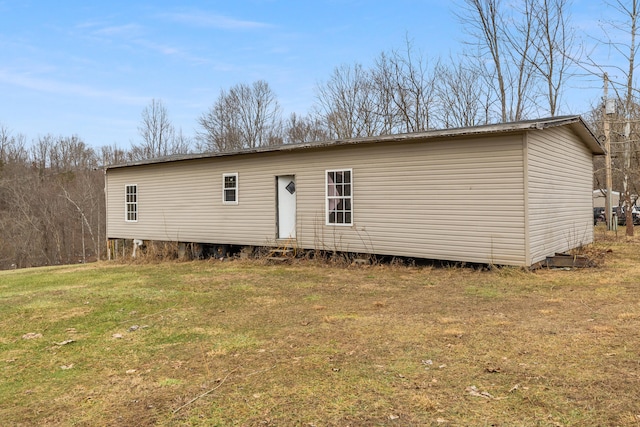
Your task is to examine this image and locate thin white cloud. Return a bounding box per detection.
[131,38,213,65]
[73,18,214,64]
[74,20,143,38]
[0,68,147,105]
[160,11,274,30]
[134,39,180,56]
[91,23,143,37]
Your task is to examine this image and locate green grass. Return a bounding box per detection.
[1,235,640,425]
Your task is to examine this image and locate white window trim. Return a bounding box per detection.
[222,173,239,205]
[325,168,353,226]
[125,184,138,222]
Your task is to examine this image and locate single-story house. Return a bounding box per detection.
[105,115,604,267]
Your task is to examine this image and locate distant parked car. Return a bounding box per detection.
[613,205,640,225]
[594,207,606,225]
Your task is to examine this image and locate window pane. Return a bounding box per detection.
[225,176,236,188]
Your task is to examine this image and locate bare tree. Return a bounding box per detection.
[59,169,104,263]
[138,98,174,158]
[586,0,640,236]
[505,0,540,119]
[284,113,328,144]
[315,41,441,138]
[0,124,27,171]
[434,58,491,128]
[314,63,385,139]
[132,99,191,160]
[612,0,639,236]
[171,127,193,155]
[458,0,540,122]
[31,135,53,174]
[49,135,97,172]
[197,80,283,151]
[459,0,508,122]
[528,0,576,116]
[100,144,127,166]
[374,40,438,132]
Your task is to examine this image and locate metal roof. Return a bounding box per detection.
[106,115,604,170]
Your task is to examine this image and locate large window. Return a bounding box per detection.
[326,169,352,225]
[125,184,138,222]
[223,173,238,204]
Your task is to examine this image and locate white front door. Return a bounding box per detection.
[277,175,296,239]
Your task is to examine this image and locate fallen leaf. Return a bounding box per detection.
[60,364,74,370]
[55,339,75,346]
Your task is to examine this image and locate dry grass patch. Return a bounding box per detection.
[618,312,640,321]
[1,233,640,425]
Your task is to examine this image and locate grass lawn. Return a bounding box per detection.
[1,230,640,426]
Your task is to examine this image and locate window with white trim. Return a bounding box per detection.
[223,173,238,204]
[326,169,352,225]
[125,184,138,222]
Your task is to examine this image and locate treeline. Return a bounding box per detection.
[0,130,103,269]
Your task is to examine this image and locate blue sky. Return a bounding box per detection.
[0,0,626,149]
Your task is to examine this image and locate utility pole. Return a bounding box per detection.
[604,73,614,230]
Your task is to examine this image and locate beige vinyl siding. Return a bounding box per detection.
[107,157,279,245]
[107,134,527,265]
[526,127,594,264]
[326,136,526,265]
